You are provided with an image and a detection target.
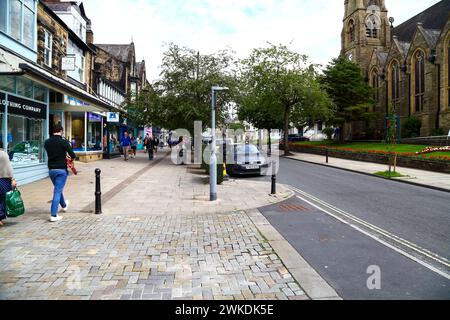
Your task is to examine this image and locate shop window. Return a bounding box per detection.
[16,77,33,99]
[7,114,45,168]
[71,112,85,151]
[33,85,46,102]
[0,76,15,92]
[87,113,102,151]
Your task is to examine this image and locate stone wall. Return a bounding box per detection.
[37,4,69,79]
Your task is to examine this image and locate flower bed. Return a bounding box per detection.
[281,143,450,173]
[416,146,450,155]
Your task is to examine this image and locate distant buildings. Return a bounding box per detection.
[0,0,149,185]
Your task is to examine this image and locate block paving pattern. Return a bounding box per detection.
[0,212,307,300]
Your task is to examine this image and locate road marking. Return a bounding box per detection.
[289,186,450,280]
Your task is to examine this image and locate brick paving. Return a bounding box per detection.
[0,211,307,300]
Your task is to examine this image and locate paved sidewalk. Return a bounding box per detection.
[19,149,292,217]
[0,148,316,300]
[286,153,450,191]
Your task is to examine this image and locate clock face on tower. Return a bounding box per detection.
[347,52,354,61]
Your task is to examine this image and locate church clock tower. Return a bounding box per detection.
[341,0,391,75]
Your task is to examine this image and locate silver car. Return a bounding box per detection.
[225,143,268,176]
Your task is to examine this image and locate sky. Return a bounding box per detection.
[81,0,441,82]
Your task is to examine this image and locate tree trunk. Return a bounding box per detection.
[284,106,292,156]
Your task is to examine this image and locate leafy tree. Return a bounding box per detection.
[238,43,333,156]
[157,43,238,135]
[321,57,374,142]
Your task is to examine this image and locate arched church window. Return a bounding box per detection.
[348,20,355,43]
[413,50,425,113]
[365,15,379,38]
[389,60,400,108]
[447,38,450,108]
[371,68,379,102]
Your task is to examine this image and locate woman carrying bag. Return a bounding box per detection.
[0,148,17,227]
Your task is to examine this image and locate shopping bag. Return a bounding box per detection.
[67,157,78,175]
[5,188,25,218]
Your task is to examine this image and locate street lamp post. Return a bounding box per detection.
[210,86,229,201]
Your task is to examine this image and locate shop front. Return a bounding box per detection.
[0,76,50,185]
[52,95,107,162]
[103,111,122,159]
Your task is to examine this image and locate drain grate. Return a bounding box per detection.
[278,203,310,212]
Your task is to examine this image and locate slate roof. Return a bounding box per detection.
[95,44,134,63]
[421,28,443,48]
[376,51,388,66]
[393,0,450,42]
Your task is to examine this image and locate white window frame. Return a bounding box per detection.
[43,28,52,67]
[1,0,37,49]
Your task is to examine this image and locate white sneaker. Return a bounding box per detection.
[50,216,63,222]
[62,201,70,212]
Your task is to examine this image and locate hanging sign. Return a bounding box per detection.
[6,94,47,119]
[61,56,76,71]
[107,112,120,123]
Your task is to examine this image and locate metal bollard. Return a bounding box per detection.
[95,169,102,214]
[326,148,329,164]
[271,161,276,195]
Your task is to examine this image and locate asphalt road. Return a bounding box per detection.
[252,157,450,299]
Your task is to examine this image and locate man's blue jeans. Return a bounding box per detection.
[49,169,68,217]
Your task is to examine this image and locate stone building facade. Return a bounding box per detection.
[341,0,450,137]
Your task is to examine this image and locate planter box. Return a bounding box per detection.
[282,145,450,174]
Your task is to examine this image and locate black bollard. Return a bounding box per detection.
[95,169,102,214]
[271,161,276,195]
[326,148,329,164]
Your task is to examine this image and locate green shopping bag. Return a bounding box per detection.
[5,188,25,218]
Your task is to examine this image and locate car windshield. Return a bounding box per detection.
[235,144,259,154]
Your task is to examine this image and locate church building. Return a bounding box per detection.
[341,0,450,138]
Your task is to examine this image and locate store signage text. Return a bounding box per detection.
[0,93,47,119]
[107,112,120,123]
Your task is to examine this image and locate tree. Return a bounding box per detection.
[156,43,238,135]
[321,57,374,142]
[238,43,334,156]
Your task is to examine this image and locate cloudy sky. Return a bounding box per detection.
[82,0,441,81]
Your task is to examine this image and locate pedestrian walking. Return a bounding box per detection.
[0,148,17,227]
[44,124,76,223]
[120,131,132,161]
[153,136,159,154]
[131,134,137,158]
[146,135,154,160]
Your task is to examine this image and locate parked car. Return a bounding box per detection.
[280,134,310,143]
[225,143,268,176]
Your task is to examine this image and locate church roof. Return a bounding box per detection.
[421,28,443,48]
[393,0,450,42]
[376,52,388,66]
[95,44,135,63]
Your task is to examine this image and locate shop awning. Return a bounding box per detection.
[17,63,116,113]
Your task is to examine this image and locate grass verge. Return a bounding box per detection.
[374,171,406,178]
